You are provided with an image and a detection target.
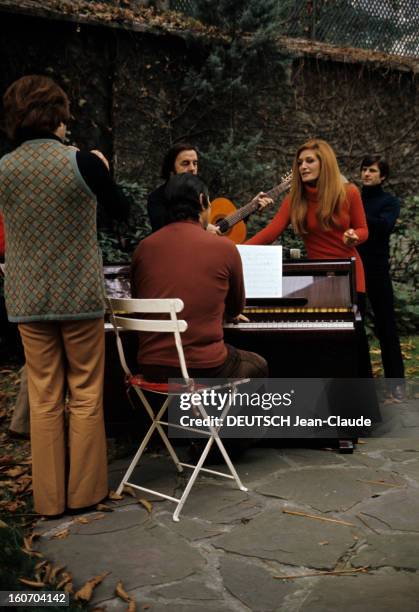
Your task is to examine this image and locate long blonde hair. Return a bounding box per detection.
[289,139,347,234]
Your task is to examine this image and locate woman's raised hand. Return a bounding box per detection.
[343,228,359,246]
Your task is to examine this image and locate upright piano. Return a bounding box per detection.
[224,258,381,452]
[223,258,362,378]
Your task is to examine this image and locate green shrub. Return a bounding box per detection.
[390,194,418,334]
[98,180,151,264]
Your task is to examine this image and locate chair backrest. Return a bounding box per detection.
[107,297,190,382]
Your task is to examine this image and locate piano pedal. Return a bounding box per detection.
[338,439,354,454]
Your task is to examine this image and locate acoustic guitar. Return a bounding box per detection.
[209,172,292,243]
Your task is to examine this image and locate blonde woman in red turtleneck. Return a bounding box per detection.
[246,139,368,295]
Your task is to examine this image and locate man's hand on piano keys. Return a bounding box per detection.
[225,313,250,325]
[343,228,359,246]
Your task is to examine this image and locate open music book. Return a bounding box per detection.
[236,245,283,299]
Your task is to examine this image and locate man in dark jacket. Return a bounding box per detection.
[357,155,404,399]
[147,142,199,233]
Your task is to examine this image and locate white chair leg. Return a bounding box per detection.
[116,421,158,495]
[173,436,215,522]
[116,395,185,496]
[212,434,248,492]
[152,397,183,472]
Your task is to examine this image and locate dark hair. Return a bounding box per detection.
[360,155,390,181]
[164,174,209,223]
[161,142,199,180]
[3,75,70,141]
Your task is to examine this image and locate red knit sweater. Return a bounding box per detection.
[246,183,368,292]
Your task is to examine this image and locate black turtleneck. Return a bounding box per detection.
[357,184,400,262]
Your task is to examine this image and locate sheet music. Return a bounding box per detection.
[236,245,282,298]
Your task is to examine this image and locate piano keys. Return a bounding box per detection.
[224,320,355,330]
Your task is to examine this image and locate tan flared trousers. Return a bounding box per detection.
[18,319,108,516]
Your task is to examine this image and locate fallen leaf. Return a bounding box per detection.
[42,563,52,583]
[138,499,152,514]
[24,531,41,550]
[318,541,329,546]
[23,536,33,551]
[49,565,66,584]
[1,500,25,512]
[4,466,27,478]
[75,517,90,524]
[52,528,70,540]
[19,578,45,588]
[56,572,72,590]
[34,560,48,571]
[21,547,43,558]
[123,485,137,498]
[75,572,110,602]
[108,490,124,500]
[64,582,74,594]
[115,580,130,602]
[96,503,113,512]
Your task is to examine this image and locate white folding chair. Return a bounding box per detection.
[107,297,248,521]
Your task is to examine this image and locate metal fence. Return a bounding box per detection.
[169,0,419,58]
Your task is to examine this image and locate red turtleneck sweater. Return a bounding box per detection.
[246,184,368,292]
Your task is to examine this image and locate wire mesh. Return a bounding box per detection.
[170,0,194,14]
[284,0,419,57]
[169,0,419,58]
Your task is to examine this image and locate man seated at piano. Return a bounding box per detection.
[131,173,268,381]
[247,139,368,299]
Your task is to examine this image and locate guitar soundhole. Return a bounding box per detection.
[213,216,232,235]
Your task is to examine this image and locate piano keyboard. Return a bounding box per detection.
[224,320,354,330]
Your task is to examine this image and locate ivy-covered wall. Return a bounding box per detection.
[1,12,417,199]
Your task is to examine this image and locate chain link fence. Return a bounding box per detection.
[169,0,419,58]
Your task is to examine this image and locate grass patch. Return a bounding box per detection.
[369,335,419,380]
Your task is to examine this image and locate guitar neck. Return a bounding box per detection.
[266,183,289,202]
[220,179,291,231]
[222,199,259,228]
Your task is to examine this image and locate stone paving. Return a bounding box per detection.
[36,399,419,612]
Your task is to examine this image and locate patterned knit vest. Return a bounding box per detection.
[0,139,105,322]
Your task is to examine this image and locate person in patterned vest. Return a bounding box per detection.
[0,75,129,517]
